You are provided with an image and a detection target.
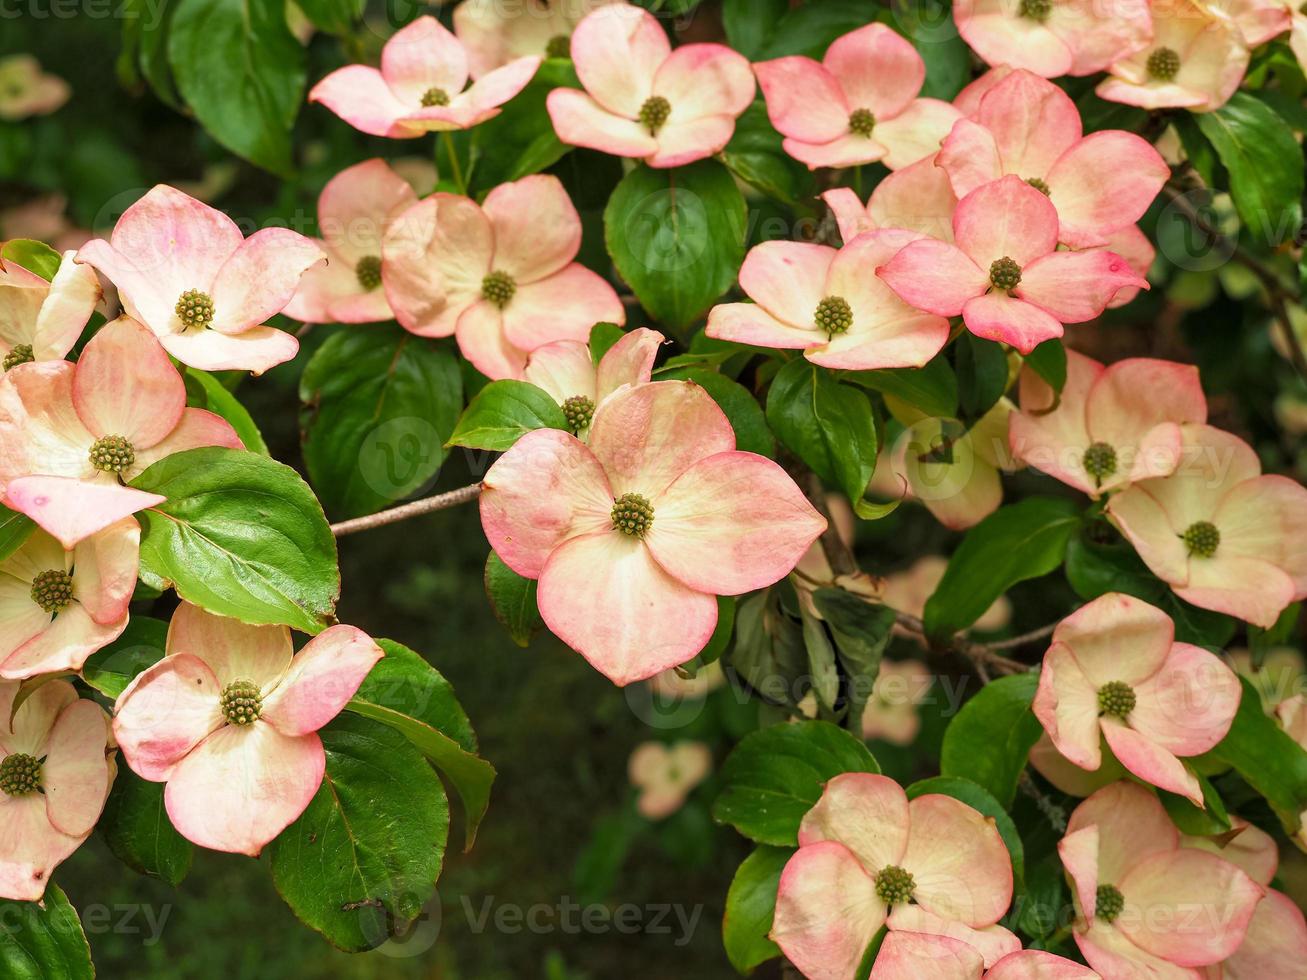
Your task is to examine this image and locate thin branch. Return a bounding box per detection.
[330,483,482,537]
[892,612,1029,675]
[983,622,1058,652]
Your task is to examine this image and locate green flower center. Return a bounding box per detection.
[562,395,596,433]
[1019,0,1052,20]
[1182,521,1220,558]
[481,270,516,308]
[421,87,451,107]
[611,492,654,538]
[546,34,571,59]
[176,289,215,330]
[848,108,876,138]
[989,256,1022,291]
[0,753,41,797]
[1096,884,1125,924]
[355,254,382,291]
[1147,47,1180,81]
[815,295,853,337]
[3,344,34,371]
[30,568,74,614]
[1098,680,1136,719]
[1026,176,1050,195]
[1082,441,1118,486]
[875,865,916,906]
[639,95,671,136]
[220,679,263,726]
[89,434,136,475]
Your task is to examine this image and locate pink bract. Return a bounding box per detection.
[77,185,324,373]
[0,250,101,365]
[869,934,1100,979]
[627,740,712,820]
[822,156,959,244]
[112,603,384,856]
[0,54,70,121]
[522,327,663,434]
[545,6,754,168]
[310,16,541,137]
[454,0,626,78]
[954,0,1151,78]
[479,381,826,685]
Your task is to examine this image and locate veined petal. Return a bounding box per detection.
[985,950,1099,979]
[1086,359,1207,469]
[754,57,849,144]
[886,905,1021,968]
[1018,249,1147,324]
[902,793,1014,927]
[877,239,987,317]
[1101,719,1204,804]
[973,68,1082,180]
[738,240,836,329]
[500,264,624,353]
[798,772,911,872]
[129,408,244,477]
[309,65,415,138]
[570,5,668,117]
[938,117,1005,199]
[316,158,418,265]
[595,327,662,403]
[705,303,823,351]
[159,323,298,375]
[69,515,139,626]
[648,114,738,168]
[1066,781,1179,887]
[783,132,888,170]
[380,16,469,104]
[71,316,185,449]
[954,175,1058,268]
[523,340,598,407]
[41,699,110,837]
[1009,349,1102,495]
[165,602,293,692]
[873,98,962,170]
[954,0,1075,77]
[262,626,383,737]
[1129,643,1241,757]
[482,175,581,284]
[0,603,125,679]
[31,251,101,361]
[961,293,1062,354]
[651,44,754,123]
[5,476,163,550]
[208,228,326,335]
[869,930,984,980]
[1052,592,1174,688]
[1073,917,1198,980]
[1033,642,1104,771]
[546,88,660,159]
[867,157,958,242]
[825,24,923,120]
[112,653,224,782]
[457,54,541,113]
[1048,131,1169,247]
[1221,890,1307,979]
[455,300,527,381]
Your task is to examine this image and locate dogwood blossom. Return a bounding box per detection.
[0,54,70,120]
[454,0,625,77]
[627,740,711,819]
[0,250,100,368]
[860,658,932,746]
[310,16,541,137]
[522,327,663,436]
[822,156,958,244]
[953,0,1150,78]
[1216,888,1307,978]
[869,933,1100,979]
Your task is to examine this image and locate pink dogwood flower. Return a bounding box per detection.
[860,658,933,746]
[938,70,1167,248]
[706,232,951,370]
[112,603,384,856]
[627,740,712,820]
[283,159,418,325]
[772,773,1018,980]
[1214,888,1307,978]
[1107,425,1307,628]
[522,327,663,435]
[0,520,137,680]
[878,176,1147,354]
[0,54,70,121]
[1096,226,1154,309]
[869,933,1100,979]
[1182,816,1278,889]
[1058,782,1263,975]
[953,0,1151,78]
[1204,0,1294,46]
[382,174,624,380]
[78,185,324,373]
[454,0,626,78]
[822,156,958,244]
[545,5,754,168]
[0,316,242,547]
[310,16,541,137]
[480,381,826,684]
[1009,350,1208,498]
[754,24,962,170]
[0,680,114,901]
[1,250,100,368]
[1034,592,1241,804]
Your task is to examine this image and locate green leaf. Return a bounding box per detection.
[186,368,269,456]
[270,714,449,951]
[1159,775,1231,836]
[1023,340,1067,396]
[906,776,1026,897]
[662,367,775,457]
[80,616,167,699]
[1171,113,1226,189]
[722,0,789,58]
[924,497,1081,641]
[131,447,340,633]
[0,503,35,562]
[1194,92,1305,245]
[714,720,880,845]
[589,322,626,362]
[0,885,93,980]
[300,327,462,519]
[447,379,568,451]
[723,845,791,975]
[721,100,814,204]
[484,551,542,648]
[895,0,971,100]
[605,161,747,333]
[1250,602,1301,669]
[729,591,808,708]
[99,767,194,885]
[956,333,1009,425]
[119,0,181,108]
[467,61,580,195]
[293,0,363,35]
[0,239,60,281]
[846,358,959,418]
[758,0,877,58]
[810,589,896,735]
[940,673,1043,808]
[801,601,840,712]
[168,0,306,175]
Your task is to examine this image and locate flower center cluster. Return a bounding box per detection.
[176,288,215,330]
[481,270,517,308]
[989,256,1022,291]
[546,34,571,59]
[848,108,876,138]
[30,568,74,614]
[220,679,263,726]
[1026,176,1050,195]
[611,492,654,537]
[815,295,853,336]
[1096,884,1125,924]
[1147,47,1181,81]
[3,344,34,371]
[875,865,915,906]
[89,434,136,474]
[421,87,451,107]
[639,95,671,136]
[1019,0,1052,20]
[355,254,382,291]
[1182,520,1220,558]
[1082,441,1118,485]
[562,394,596,433]
[0,753,41,797]
[1097,680,1136,719]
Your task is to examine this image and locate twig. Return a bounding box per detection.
[983,622,1058,652]
[892,612,1029,675]
[330,483,482,537]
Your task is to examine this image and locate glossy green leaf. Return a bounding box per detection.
[99,767,194,885]
[721,100,814,204]
[757,0,877,58]
[1159,774,1231,836]
[467,60,580,195]
[956,333,1009,425]
[1023,340,1067,396]
[846,357,959,419]
[723,845,791,975]
[722,0,789,58]
[80,616,167,699]
[0,885,93,980]
[293,0,363,35]
[811,589,896,735]
[0,503,35,562]
[447,379,568,451]
[484,551,542,648]
[589,322,626,362]
[940,673,1043,808]
[0,239,60,280]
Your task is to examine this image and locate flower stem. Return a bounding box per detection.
[441,131,468,195]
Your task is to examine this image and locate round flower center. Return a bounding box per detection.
[1026,176,1050,195]
[31,568,74,614]
[0,753,41,797]
[639,95,671,136]
[355,254,382,291]
[1082,441,1118,485]
[481,270,517,308]
[848,108,876,138]
[546,34,571,58]
[1147,47,1181,81]
[220,679,263,726]
[89,434,136,474]
[421,87,451,107]
[989,256,1022,291]
[611,492,654,538]
[1182,521,1220,558]
[875,865,916,906]
[562,394,596,433]
[1097,680,1136,719]
[176,289,215,330]
[1019,0,1052,20]
[815,295,853,336]
[1096,884,1125,924]
[3,344,34,371]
